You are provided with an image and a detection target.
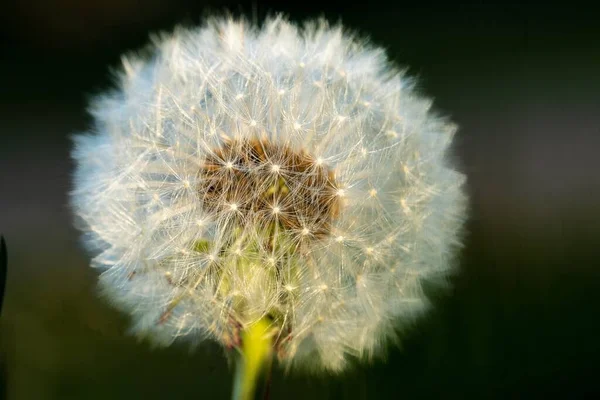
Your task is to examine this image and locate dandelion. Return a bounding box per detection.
[71,15,467,398]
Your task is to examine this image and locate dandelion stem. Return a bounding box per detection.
[232,318,274,400]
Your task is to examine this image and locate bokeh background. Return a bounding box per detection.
[1,1,599,399]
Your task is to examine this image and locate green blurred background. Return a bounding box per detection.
[1,1,599,399]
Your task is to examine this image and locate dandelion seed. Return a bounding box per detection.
[70,14,467,396]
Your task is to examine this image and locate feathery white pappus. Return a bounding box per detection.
[71,15,467,373]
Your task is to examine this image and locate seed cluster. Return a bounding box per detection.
[71,16,467,373]
[198,138,341,242]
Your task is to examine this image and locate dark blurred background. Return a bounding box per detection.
[0,1,599,399]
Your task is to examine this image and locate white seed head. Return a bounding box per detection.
[71,15,467,373]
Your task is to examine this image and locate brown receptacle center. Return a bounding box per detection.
[198,138,340,240]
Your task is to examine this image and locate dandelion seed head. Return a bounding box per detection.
[71,15,467,373]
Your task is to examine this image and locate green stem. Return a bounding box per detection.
[231,318,274,400]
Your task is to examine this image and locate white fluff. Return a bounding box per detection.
[71,15,467,373]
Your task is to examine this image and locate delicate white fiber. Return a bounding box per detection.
[71,15,467,373]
